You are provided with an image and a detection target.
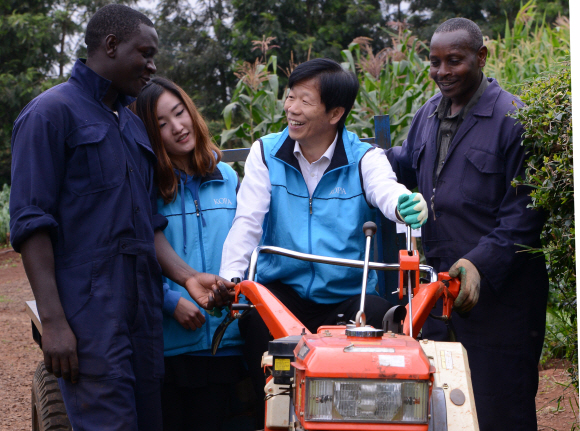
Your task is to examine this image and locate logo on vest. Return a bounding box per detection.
[329,187,347,195]
[214,197,233,205]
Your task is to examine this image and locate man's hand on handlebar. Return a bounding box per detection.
[449,258,481,313]
[184,273,235,310]
[397,193,428,229]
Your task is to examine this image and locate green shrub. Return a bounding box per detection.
[510,65,575,385]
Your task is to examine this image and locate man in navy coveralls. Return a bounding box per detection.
[386,18,548,431]
[9,5,231,430]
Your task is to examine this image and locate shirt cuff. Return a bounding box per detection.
[10,206,59,253]
[162,283,181,315]
[219,270,245,283]
[153,213,168,231]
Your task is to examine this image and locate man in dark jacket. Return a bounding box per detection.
[387,18,548,431]
[10,5,230,430]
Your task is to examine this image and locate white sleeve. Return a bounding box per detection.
[361,147,410,223]
[220,140,272,281]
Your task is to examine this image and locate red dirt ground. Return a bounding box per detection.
[0,250,578,430]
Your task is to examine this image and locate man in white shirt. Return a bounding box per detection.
[220,58,427,429]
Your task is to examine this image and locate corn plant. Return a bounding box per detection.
[341,26,437,147]
[484,0,570,95]
[220,55,287,148]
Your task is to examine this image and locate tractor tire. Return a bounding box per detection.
[31,361,72,431]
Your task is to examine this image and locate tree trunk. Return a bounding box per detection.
[59,21,66,78]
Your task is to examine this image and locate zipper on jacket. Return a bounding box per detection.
[275,158,348,300]
[192,201,207,272]
[191,187,213,350]
[305,197,316,299]
[431,188,437,221]
[193,178,225,275]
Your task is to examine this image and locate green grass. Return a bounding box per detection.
[0,295,12,303]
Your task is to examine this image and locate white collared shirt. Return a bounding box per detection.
[294,134,337,197]
[219,134,409,281]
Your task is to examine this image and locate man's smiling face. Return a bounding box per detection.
[110,23,158,98]
[283,77,340,149]
[429,29,487,108]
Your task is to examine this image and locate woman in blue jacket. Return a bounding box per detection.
[134,77,244,431]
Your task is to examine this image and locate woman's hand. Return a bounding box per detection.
[173,297,206,330]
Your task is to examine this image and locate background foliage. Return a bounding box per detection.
[395,0,568,42]
[0,0,133,185]
[511,66,575,385]
[0,0,60,185]
[220,3,570,150]
[230,0,388,76]
[0,0,571,183]
[154,0,234,130]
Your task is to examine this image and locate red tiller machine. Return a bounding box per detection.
[212,222,479,431]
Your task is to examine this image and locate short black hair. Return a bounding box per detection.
[288,58,359,131]
[85,4,154,56]
[433,18,483,53]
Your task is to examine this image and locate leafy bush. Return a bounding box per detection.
[511,65,575,385]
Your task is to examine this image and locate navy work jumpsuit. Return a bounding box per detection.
[10,59,168,430]
[387,78,549,431]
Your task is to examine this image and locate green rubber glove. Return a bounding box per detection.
[207,306,229,318]
[397,193,428,229]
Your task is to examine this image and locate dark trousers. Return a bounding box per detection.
[238,280,392,429]
[58,255,164,431]
[423,257,549,431]
[161,355,248,431]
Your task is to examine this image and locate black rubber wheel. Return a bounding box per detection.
[31,361,72,431]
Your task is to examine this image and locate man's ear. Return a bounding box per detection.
[105,34,119,58]
[477,45,488,68]
[328,106,345,125]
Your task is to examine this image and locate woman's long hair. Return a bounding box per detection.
[133,77,222,204]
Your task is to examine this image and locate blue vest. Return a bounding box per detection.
[159,162,243,356]
[257,127,378,304]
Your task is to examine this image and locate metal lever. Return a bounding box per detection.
[406,225,413,338]
[355,221,377,327]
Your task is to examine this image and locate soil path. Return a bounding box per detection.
[0,251,42,431]
[0,251,577,430]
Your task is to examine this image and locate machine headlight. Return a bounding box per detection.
[305,378,429,423]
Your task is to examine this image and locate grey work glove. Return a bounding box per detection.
[449,258,481,313]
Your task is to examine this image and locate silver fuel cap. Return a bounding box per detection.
[345,325,384,337]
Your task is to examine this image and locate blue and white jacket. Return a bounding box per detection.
[160,161,243,357]
[256,128,379,304]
